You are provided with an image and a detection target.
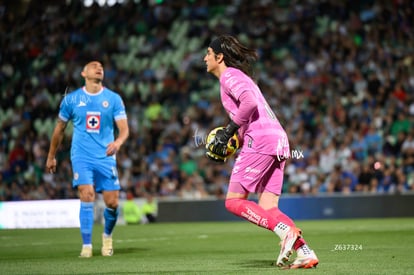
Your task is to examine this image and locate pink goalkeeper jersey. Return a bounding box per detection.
[220,67,290,157]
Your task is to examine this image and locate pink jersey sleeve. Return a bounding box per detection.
[232,90,257,126]
[219,67,290,157]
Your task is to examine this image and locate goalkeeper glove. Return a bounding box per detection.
[205,151,226,163]
[207,121,240,157]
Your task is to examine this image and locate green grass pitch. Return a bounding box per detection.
[1,217,413,274]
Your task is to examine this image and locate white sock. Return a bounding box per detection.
[273,222,291,240]
[82,244,92,248]
[297,244,312,257]
[103,233,111,238]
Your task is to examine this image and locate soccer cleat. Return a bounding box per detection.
[276,227,302,267]
[101,234,113,256]
[79,246,92,258]
[289,249,319,269]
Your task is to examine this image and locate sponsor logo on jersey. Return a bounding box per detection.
[245,167,261,174]
[102,101,109,108]
[86,111,101,133]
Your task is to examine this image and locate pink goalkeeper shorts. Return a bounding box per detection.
[228,151,286,195]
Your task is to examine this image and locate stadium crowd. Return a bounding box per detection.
[1,0,414,202]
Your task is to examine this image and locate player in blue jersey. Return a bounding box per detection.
[46,61,129,258]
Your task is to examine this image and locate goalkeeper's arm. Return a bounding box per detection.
[208,90,257,157]
[231,90,257,129]
[214,90,257,147]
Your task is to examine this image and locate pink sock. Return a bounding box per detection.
[293,238,306,250]
[225,199,307,249]
[266,207,295,227]
[225,198,278,230]
[266,207,306,249]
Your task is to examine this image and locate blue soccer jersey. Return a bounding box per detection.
[59,86,127,161]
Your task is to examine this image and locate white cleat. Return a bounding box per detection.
[276,227,301,267]
[289,249,319,269]
[79,246,92,258]
[101,234,113,256]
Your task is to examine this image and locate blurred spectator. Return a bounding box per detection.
[357,163,374,192]
[142,193,158,223]
[123,191,142,225]
[390,113,411,138]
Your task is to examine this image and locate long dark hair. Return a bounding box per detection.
[210,35,258,78]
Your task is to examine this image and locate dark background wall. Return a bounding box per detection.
[157,193,414,222]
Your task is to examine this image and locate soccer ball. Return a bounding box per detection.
[206,127,240,158]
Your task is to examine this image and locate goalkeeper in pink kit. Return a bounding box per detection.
[204,35,318,269]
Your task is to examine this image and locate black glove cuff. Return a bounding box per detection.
[225,120,240,137]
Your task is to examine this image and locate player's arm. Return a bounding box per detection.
[231,90,257,127]
[209,91,256,156]
[46,118,68,173]
[106,118,129,156]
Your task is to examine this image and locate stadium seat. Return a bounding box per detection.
[34,118,43,133]
[14,95,25,108]
[0,108,4,125]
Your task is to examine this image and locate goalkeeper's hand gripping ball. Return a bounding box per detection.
[205,127,239,163]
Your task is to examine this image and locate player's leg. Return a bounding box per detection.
[259,192,317,268]
[225,153,286,230]
[77,184,95,258]
[101,190,119,256]
[226,187,304,266]
[259,182,304,266]
[258,192,301,265]
[102,190,120,236]
[96,158,121,256]
[258,191,298,234]
[72,159,95,258]
[260,162,318,268]
[225,185,309,268]
[225,190,272,227]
